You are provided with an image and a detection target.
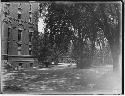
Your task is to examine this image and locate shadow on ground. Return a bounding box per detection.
[2,65,121,94]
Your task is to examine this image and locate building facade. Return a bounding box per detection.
[1,2,39,68]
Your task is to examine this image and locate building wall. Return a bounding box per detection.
[1,3,8,59]
[1,2,39,68]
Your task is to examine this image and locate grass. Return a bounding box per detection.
[3,65,117,94]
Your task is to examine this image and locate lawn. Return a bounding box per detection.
[2,64,121,94]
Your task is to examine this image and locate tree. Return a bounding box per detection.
[32,2,72,65]
[46,3,74,65]
[32,6,52,64]
[68,3,121,71]
[63,3,97,68]
[105,3,121,72]
[94,29,112,66]
[93,3,121,71]
[32,2,121,71]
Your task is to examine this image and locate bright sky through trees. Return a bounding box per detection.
[38,4,48,34]
[38,17,45,34]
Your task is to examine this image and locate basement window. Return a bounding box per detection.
[18,50,21,55]
[18,13,21,19]
[29,50,32,55]
[19,63,23,67]
[30,63,33,67]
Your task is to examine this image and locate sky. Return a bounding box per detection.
[38,5,48,34]
[38,17,45,34]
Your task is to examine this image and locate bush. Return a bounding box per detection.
[3,61,14,72]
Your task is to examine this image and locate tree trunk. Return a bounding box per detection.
[104,22,120,72]
[54,58,59,65]
[110,42,120,72]
[77,52,91,69]
[77,56,82,68]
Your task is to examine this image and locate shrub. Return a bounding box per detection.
[3,61,14,72]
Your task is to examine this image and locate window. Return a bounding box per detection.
[29,3,31,11]
[18,3,22,12]
[7,44,9,55]
[29,50,32,55]
[18,32,21,41]
[18,3,21,8]
[18,5,22,10]
[29,3,32,18]
[29,8,32,19]
[18,13,21,19]
[29,14,32,18]
[18,43,21,50]
[30,63,33,67]
[18,7,22,10]
[29,44,32,48]
[18,19,23,26]
[4,11,9,17]
[18,50,21,55]
[29,44,32,55]
[19,63,23,67]
[17,41,22,55]
[29,17,32,22]
[18,29,22,41]
[29,32,32,42]
[29,11,32,15]
[18,43,22,47]
[8,27,11,38]
[6,3,10,7]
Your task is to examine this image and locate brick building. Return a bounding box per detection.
[1,2,39,68]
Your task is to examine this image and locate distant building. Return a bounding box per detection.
[1,2,39,68]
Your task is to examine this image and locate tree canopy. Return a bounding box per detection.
[32,2,121,70]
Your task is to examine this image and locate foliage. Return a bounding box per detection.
[95,3,121,71]
[32,8,52,63]
[3,61,14,72]
[67,3,121,69]
[32,2,121,69]
[46,3,74,64]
